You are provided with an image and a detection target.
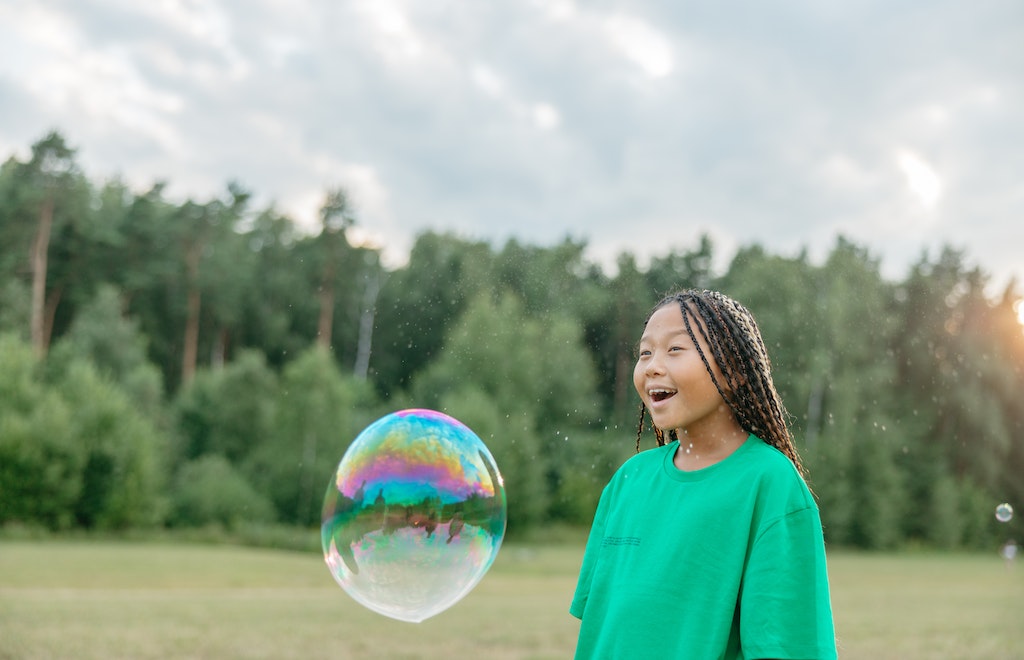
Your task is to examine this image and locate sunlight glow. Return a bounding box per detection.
[1015,300,1024,328]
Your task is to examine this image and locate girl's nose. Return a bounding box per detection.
[644,355,665,376]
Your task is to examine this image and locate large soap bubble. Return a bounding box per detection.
[321,409,507,622]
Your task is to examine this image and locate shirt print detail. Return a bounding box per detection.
[602,536,641,547]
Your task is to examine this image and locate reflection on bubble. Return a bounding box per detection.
[995,503,1014,523]
[321,409,507,623]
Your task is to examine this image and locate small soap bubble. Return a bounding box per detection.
[995,503,1014,523]
[321,409,507,623]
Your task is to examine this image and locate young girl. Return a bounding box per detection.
[571,289,837,659]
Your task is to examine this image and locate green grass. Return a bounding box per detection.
[828,551,1024,658]
[0,540,1021,659]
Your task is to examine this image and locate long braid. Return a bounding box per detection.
[635,403,646,453]
[636,403,668,453]
[634,289,806,477]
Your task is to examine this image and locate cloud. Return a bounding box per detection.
[895,149,942,210]
[602,13,674,79]
[0,0,1020,289]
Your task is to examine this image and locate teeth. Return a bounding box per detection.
[649,388,676,401]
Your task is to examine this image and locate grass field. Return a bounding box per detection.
[1,540,1021,659]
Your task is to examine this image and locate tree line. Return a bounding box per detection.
[1,130,1021,549]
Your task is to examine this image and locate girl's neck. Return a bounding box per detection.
[672,421,748,471]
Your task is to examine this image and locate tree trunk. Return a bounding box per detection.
[182,241,202,384]
[354,271,382,379]
[316,281,335,350]
[316,248,337,350]
[211,326,229,369]
[29,196,54,357]
[42,285,62,352]
[804,374,825,452]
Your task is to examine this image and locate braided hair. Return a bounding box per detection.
[633,289,806,476]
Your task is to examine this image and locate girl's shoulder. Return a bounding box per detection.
[742,438,816,506]
[620,441,676,470]
[605,442,675,486]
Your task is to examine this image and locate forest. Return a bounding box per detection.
[1,130,1021,550]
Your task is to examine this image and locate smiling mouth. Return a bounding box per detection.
[649,389,677,403]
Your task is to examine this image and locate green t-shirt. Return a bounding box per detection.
[570,436,837,659]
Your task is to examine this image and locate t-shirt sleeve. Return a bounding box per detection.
[569,485,610,620]
[740,505,837,659]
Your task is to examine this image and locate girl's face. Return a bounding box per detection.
[633,304,741,441]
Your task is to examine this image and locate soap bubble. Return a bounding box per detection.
[321,409,507,623]
[995,502,1013,523]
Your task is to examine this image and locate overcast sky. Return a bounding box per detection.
[1,0,1021,293]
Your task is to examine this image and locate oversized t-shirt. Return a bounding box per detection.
[570,436,836,659]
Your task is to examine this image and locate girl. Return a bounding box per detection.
[570,289,837,659]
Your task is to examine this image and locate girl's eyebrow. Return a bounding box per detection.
[638,329,689,345]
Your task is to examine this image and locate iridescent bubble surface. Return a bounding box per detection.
[321,409,507,622]
[995,502,1013,523]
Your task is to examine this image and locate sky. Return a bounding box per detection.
[1,0,1022,294]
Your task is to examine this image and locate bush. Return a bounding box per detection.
[169,455,276,529]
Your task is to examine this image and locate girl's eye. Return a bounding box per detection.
[638,349,651,357]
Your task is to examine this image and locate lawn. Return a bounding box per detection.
[0,540,1021,659]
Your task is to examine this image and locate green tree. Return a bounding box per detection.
[100,184,182,390]
[893,248,1019,545]
[0,279,30,339]
[411,291,600,530]
[0,131,90,356]
[592,253,650,426]
[55,360,166,529]
[0,333,166,530]
[0,334,81,529]
[173,350,278,466]
[493,237,595,317]
[47,283,164,416]
[437,387,547,532]
[645,233,716,296]
[174,186,253,384]
[314,187,356,350]
[371,231,493,396]
[245,345,378,525]
[232,207,311,366]
[169,454,276,529]
[718,238,904,547]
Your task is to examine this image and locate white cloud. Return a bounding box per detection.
[818,153,879,193]
[0,0,1020,290]
[471,63,505,97]
[133,0,250,80]
[532,103,561,130]
[602,14,674,79]
[2,5,184,152]
[532,0,577,22]
[353,0,428,63]
[895,148,943,210]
